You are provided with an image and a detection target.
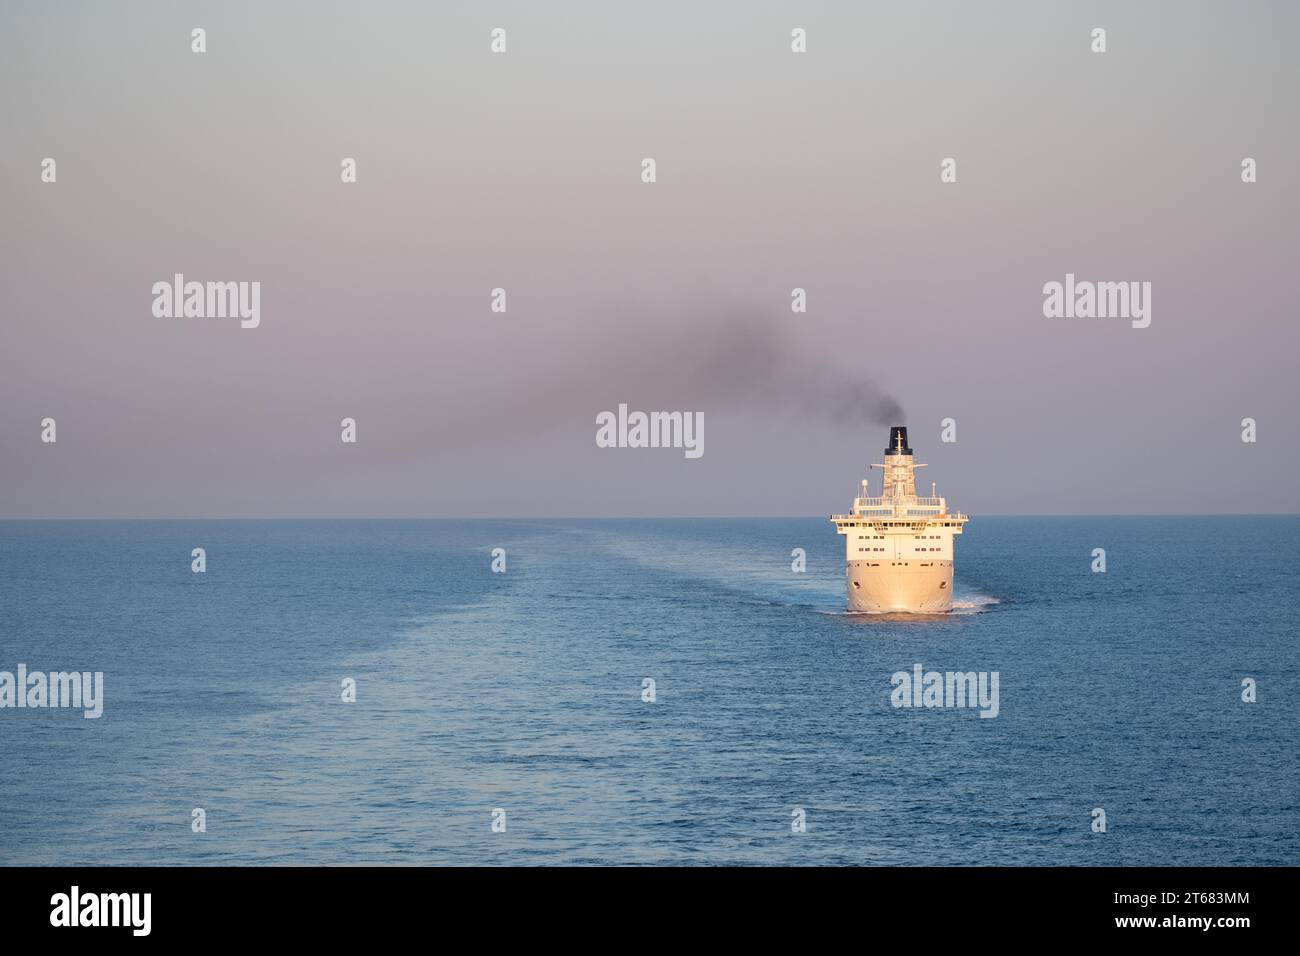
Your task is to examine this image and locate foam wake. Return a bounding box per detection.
[949,593,1001,615]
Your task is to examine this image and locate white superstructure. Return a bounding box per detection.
[830,426,969,613]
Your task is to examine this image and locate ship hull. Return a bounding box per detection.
[845,560,953,614]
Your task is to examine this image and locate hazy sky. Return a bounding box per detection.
[2,1,1297,517]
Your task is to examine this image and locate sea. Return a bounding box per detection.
[1,516,1296,865]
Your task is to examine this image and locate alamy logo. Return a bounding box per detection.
[50,886,150,936]
[890,664,999,718]
[152,273,261,328]
[595,404,703,459]
[0,664,103,718]
[1042,273,1151,328]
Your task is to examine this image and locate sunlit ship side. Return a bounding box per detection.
[830,426,969,613]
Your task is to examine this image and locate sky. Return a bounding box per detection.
[1,0,1297,517]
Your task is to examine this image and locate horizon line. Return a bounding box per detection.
[2,513,1298,521]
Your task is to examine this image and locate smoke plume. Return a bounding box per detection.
[426,305,904,447]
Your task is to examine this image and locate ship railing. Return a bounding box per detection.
[833,511,970,522]
[852,496,946,508]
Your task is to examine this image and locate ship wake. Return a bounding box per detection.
[828,590,1001,619]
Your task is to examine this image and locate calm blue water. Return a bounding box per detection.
[0,517,1296,865]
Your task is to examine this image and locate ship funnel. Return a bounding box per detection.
[884,425,912,456]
